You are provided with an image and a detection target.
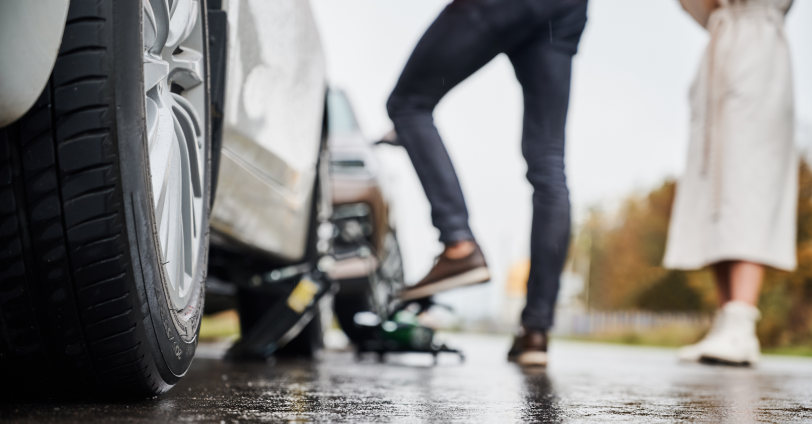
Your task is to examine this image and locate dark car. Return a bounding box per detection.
[326,89,405,344]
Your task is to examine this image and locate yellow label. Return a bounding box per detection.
[287,279,319,314]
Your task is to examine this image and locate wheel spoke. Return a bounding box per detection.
[166,0,199,49]
[168,47,203,91]
[145,0,170,55]
[172,115,195,280]
[159,136,180,264]
[159,175,172,263]
[170,94,202,197]
[145,96,159,147]
[171,92,201,139]
[164,143,182,287]
[143,56,169,93]
[149,95,175,229]
[143,1,158,50]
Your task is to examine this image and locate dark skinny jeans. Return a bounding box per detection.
[387,0,587,331]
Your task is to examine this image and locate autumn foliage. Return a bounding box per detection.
[577,162,812,348]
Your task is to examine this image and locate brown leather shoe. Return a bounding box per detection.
[507,328,548,366]
[398,243,490,301]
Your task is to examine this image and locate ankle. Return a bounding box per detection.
[728,301,760,318]
[443,240,476,259]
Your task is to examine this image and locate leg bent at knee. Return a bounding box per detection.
[386,92,436,121]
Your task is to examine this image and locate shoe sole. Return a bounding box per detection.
[699,355,756,367]
[517,351,548,366]
[398,267,491,301]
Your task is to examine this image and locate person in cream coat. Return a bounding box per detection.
[666,0,797,365]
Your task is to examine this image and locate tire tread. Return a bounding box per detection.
[0,0,171,398]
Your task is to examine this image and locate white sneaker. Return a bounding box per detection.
[699,301,761,365]
[677,311,723,362]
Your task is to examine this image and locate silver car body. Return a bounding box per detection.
[211,0,326,262]
[0,0,70,127]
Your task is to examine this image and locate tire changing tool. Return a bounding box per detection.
[225,267,338,361]
[354,298,465,365]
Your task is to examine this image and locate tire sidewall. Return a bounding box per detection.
[113,0,211,383]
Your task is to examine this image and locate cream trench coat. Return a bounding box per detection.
[664,0,797,271]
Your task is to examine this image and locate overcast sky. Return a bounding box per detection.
[310,0,812,322]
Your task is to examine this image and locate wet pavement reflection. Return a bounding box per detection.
[3,334,812,423]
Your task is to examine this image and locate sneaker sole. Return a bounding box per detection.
[517,351,548,366]
[699,355,757,367]
[398,267,491,301]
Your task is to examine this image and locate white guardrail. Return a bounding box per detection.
[550,310,711,336]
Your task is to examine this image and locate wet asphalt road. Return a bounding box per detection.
[3,334,812,423]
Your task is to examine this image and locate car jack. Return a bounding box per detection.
[354,298,465,365]
[225,269,338,361]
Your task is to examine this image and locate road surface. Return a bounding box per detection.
[2,334,812,423]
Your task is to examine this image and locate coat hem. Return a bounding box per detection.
[664,253,796,272]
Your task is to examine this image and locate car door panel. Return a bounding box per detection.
[211,0,326,261]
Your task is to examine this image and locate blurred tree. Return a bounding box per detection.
[758,161,812,347]
[637,271,703,311]
[575,162,812,348]
[583,180,710,311]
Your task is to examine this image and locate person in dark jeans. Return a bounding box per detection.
[387,0,588,366]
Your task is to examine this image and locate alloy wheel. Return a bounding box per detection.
[142,0,207,310]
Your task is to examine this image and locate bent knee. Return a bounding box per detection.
[386,92,434,120]
[527,165,569,199]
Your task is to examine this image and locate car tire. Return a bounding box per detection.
[334,293,374,345]
[0,0,211,399]
[334,231,405,345]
